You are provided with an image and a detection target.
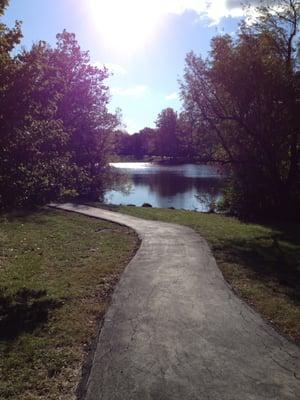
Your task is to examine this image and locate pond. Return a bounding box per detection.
[104,162,225,212]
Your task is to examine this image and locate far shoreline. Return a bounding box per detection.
[110,155,228,167]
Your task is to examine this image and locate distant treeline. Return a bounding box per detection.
[112,108,208,162]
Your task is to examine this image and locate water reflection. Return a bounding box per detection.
[105,162,224,211]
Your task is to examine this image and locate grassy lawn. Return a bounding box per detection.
[0,209,139,400]
[112,205,300,344]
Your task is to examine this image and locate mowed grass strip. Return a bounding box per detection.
[0,209,139,400]
[114,205,300,344]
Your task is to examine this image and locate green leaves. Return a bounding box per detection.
[0,6,117,208]
[155,108,179,157]
[180,0,300,218]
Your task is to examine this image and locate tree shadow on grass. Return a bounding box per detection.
[1,208,54,223]
[219,232,300,304]
[0,287,63,340]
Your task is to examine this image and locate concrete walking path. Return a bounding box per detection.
[50,203,300,400]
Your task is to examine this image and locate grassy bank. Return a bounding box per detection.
[0,209,139,400]
[114,206,300,344]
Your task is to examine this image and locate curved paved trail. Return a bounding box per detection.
[50,203,300,400]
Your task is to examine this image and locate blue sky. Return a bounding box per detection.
[3,0,244,133]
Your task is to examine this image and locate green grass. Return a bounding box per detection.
[114,205,300,344]
[0,209,139,400]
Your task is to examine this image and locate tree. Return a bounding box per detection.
[155,108,179,158]
[112,127,157,159]
[180,0,300,218]
[0,0,22,53]
[137,127,157,156]
[0,2,118,207]
[177,111,216,161]
[48,31,118,199]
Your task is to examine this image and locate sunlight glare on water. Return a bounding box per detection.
[110,162,151,170]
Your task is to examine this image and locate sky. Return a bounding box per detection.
[2,0,247,133]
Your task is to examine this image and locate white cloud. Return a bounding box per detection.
[92,62,127,75]
[119,0,246,24]
[111,85,148,97]
[165,91,179,101]
[161,0,244,23]
[160,0,268,22]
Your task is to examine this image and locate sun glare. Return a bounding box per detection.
[87,1,246,54]
[88,0,162,54]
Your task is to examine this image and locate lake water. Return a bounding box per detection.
[104,162,224,212]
